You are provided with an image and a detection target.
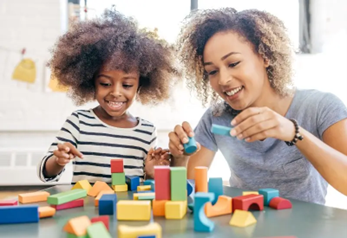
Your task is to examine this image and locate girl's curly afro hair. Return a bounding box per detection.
[49,9,180,105]
[176,8,295,109]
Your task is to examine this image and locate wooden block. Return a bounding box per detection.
[152,199,167,216]
[165,200,187,219]
[0,205,39,224]
[118,222,162,238]
[187,179,194,196]
[99,194,117,215]
[126,176,140,191]
[95,190,114,207]
[63,215,91,236]
[195,167,208,193]
[88,181,113,197]
[194,192,215,232]
[117,200,151,221]
[258,188,279,206]
[137,185,151,191]
[87,222,112,238]
[205,195,232,217]
[38,206,56,218]
[91,216,110,231]
[112,172,126,185]
[208,177,223,205]
[51,198,84,210]
[47,189,86,205]
[243,191,259,196]
[18,191,50,204]
[170,167,187,201]
[183,136,197,153]
[229,209,257,227]
[232,194,264,213]
[72,180,92,193]
[269,197,292,210]
[134,193,155,200]
[66,233,88,238]
[111,159,124,173]
[0,199,18,206]
[113,184,128,192]
[154,166,170,200]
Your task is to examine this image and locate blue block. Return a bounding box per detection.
[143,179,154,186]
[194,192,215,232]
[211,124,232,136]
[258,188,279,206]
[187,179,194,196]
[99,194,117,215]
[208,177,223,205]
[0,205,39,224]
[184,137,197,154]
[126,175,140,191]
[137,236,156,238]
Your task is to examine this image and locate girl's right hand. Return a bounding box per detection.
[53,142,83,166]
[168,121,201,157]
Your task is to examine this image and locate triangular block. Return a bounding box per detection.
[63,216,91,236]
[229,210,257,227]
[88,181,113,197]
[72,180,92,193]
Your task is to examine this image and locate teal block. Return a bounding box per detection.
[171,167,187,201]
[47,189,86,205]
[184,137,197,154]
[87,222,112,238]
[143,179,154,186]
[211,124,232,136]
[194,192,215,232]
[258,188,279,206]
[208,177,223,205]
[112,172,125,185]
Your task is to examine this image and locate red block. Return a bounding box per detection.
[91,215,110,231]
[50,199,84,210]
[0,199,18,206]
[232,194,264,213]
[111,159,124,173]
[154,166,170,200]
[269,197,292,210]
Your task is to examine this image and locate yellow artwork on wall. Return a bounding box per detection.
[48,74,68,92]
[12,58,36,83]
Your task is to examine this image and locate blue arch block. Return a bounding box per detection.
[194,192,215,232]
[208,177,223,205]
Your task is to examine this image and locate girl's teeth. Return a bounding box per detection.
[226,86,242,96]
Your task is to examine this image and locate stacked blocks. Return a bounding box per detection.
[154,166,170,200]
[47,189,87,211]
[258,188,279,206]
[111,159,127,191]
[99,194,117,215]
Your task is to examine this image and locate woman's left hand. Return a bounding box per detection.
[145,147,171,178]
[230,107,296,142]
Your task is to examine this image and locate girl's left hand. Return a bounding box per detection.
[230,107,296,142]
[145,147,171,178]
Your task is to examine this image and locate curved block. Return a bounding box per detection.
[208,177,223,205]
[229,209,257,227]
[258,188,279,206]
[194,192,215,232]
[118,222,162,238]
[232,194,264,213]
[205,195,232,217]
[269,197,292,210]
[187,180,194,196]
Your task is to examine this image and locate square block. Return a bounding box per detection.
[165,200,187,219]
[99,194,117,215]
[112,173,126,185]
[111,159,124,173]
[258,188,279,206]
[126,176,140,191]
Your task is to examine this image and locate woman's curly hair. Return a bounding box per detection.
[176,8,295,110]
[49,9,180,105]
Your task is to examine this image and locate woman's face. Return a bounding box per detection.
[203,31,271,111]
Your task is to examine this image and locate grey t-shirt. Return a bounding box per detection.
[194,89,347,204]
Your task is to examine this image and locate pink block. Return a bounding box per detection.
[0,199,18,206]
[154,166,170,200]
[50,198,84,210]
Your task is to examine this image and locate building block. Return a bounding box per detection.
[66,233,88,238]
[64,215,91,236]
[71,180,92,193]
[39,206,56,218]
[88,181,113,197]
[113,184,128,192]
[51,198,84,210]
[87,222,112,238]
[137,236,156,238]
[154,166,170,200]
[195,167,208,193]
[91,216,110,231]
[95,190,114,207]
[18,191,50,204]
[126,176,140,191]
[170,167,187,201]
[165,200,187,219]
[258,188,279,206]
[134,193,155,200]
[229,209,257,227]
[232,194,264,213]
[0,199,18,206]
[269,197,292,210]
[118,222,162,238]
[152,199,167,216]
[112,172,126,185]
[205,195,232,217]
[138,195,155,201]
[99,194,117,215]
[138,190,154,194]
[47,189,87,205]
[211,124,232,136]
[117,200,151,221]
[194,192,215,232]
[111,159,124,173]
[187,179,194,196]
[184,136,197,154]
[137,185,151,191]
[243,191,259,196]
[0,205,39,224]
[208,177,223,205]
[143,179,154,186]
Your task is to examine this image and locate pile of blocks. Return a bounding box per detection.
[111,159,128,192]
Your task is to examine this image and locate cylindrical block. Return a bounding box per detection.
[184,137,197,154]
[195,166,208,192]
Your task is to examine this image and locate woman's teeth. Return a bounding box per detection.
[226,86,243,96]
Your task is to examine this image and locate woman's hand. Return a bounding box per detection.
[145,147,170,178]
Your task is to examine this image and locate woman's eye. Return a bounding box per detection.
[208,70,217,76]
[229,61,240,68]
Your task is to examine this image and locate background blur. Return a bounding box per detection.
[0,0,346,209]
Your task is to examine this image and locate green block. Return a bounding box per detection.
[171,167,187,201]
[47,189,86,205]
[67,233,88,238]
[112,172,125,185]
[87,222,111,238]
[138,194,155,200]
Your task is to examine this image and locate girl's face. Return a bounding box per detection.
[203,31,271,111]
[95,65,140,118]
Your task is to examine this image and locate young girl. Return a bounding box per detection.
[169,8,347,204]
[37,10,179,183]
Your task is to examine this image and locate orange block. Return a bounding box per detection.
[39,206,56,218]
[18,191,50,204]
[205,195,232,217]
[152,199,167,216]
[95,190,114,206]
[195,167,208,192]
[64,215,91,236]
[88,181,112,197]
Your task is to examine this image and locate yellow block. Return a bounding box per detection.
[165,200,187,219]
[72,180,92,193]
[117,201,151,221]
[118,222,162,238]
[137,185,151,191]
[113,184,128,192]
[229,210,257,227]
[18,191,50,204]
[133,193,155,200]
[95,190,114,207]
[242,191,259,196]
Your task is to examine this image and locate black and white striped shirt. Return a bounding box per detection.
[37,109,157,183]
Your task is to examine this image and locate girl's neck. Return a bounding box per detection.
[93,106,138,128]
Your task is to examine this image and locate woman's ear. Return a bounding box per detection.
[264,58,270,68]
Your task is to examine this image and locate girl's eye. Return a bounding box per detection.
[123,85,133,88]
[229,61,240,68]
[100,82,111,86]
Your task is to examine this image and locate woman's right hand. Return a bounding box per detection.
[168,121,201,158]
[53,142,83,166]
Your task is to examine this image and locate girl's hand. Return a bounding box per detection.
[53,142,83,166]
[230,107,296,142]
[145,147,171,178]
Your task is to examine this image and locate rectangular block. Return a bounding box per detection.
[143,179,154,186]
[134,193,155,200]
[126,175,140,191]
[112,184,128,192]
[18,191,50,204]
[95,191,114,207]
[170,167,187,201]
[0,205,39,224]
[211,124,232,136]
[111,159,124,173]
[208,177,223,205]
[87,222,112,238]
[165,200,187,219]
[50,198,84,210]
[0,199,18,206]
[99,194,117,215]
[152,199,167,216]
[91,216,110,231]
[137,185,151,191]
[154,166,170,200]
[47,189,87,205]
[112,172,126,185]
[39,206,56,218]
[118,223,162,238]
[117,201,151,221]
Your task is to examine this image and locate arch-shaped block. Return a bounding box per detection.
[194,192,215,232]
[232,194,264,213]
[205,195,232,217]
